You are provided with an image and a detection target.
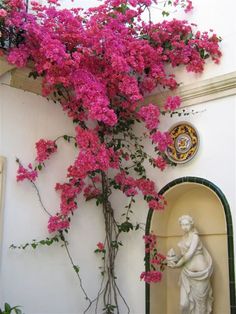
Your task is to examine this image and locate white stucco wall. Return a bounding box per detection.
[0,0,236,313]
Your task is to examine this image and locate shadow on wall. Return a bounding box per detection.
[146,177,235,314]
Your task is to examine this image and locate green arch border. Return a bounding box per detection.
[145,176,236,314]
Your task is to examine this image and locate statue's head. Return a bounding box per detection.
[178,215,194,233]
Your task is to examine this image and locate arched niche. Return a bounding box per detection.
[145,177,235,314]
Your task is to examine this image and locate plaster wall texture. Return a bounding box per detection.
[0,0,235,313]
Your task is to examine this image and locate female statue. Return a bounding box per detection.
[167,215,213,314]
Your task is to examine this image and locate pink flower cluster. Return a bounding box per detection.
[184,0,193,13]
[141,233,165,283]
[7,45,29,67]
[55,180,84,216]
[164,96,181,111]
[73,145,119,179]
[150,253,166,265]
[72,127,120,179]
[96,242,105,252]
[114,173,166,209]
[46,179,85,233]
[143,233,157,253]
[148,195,166,211]
[48,215,70,233]
[0,9,7,18]
[84,184,101,200]
[3,0,221,130]
[138,104,160,130]
[35,139,57,163]
[136,178,158,198]
[76,126,100,150]
[151,131,173,152]
[8,0,25,10]
[16,163,38,182]
[153,156,167,171]
[140,270,162,283]
[174,0,193,12]
[114,172,138,196]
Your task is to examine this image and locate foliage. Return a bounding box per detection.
[1,0,221,312]
[0,303,22,314]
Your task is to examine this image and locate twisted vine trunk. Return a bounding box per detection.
[101,172,124,314]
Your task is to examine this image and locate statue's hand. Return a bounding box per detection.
[167,261,177,268]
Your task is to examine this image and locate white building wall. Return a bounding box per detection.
[0,0,235,313]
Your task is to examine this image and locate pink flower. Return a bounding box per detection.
[35,139,57,163]
[47,0,59,4]
[48,215,70,233]
[114,172,138,196]
[184,0,193,13]
[138,104,160,130]
[0,9,7,18]
[143,233,157,251]
[16,163,38,182]
[148,195,167,211]
[164,96,181,111]
[136,178,158,198]
[7,45,29,67]
[84,185,101,200]
[8,0,25,10]
[97,242,105,251]
[55,180,84,215]
[125,187,138,197]
[150,253,166,265]
[151,131,173,152]
[154,156,167,171]
[76,126,100,150]
[140,270,162,283]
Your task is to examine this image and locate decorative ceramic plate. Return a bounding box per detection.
[166,122,199,164]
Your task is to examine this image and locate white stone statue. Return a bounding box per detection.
[167,215,213,314]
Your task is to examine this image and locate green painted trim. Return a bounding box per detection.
[145,208,154,314]
[145,176,235,314]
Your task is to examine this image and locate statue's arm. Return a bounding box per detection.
[175,234,199,268]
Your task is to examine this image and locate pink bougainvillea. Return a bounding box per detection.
[16,163,38,182]
[35,139,57,163]
[140,270,162,283]
[154,156,167,171]
[138,104,160,130]
[97,242,105,251]
[48,215,70,233]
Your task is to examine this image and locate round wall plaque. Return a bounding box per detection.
[166,122,199,164]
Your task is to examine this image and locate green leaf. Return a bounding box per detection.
[73,265,80,273]
[162,10,170,17]
[28,71,39,80]
[31,243,37,249]
[12,307,22,314]
[119,221,134,233]
[4,303,11,313]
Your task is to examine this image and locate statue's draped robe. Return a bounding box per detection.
[179,247,213,314]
